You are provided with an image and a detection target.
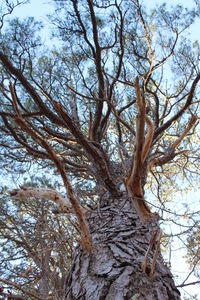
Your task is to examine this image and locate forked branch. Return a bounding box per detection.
[126,77,152,221]
[8,86,93,251]
[149,114,198,170]
[129,76,146,182]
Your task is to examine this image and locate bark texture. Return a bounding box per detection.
[65,195,181,300]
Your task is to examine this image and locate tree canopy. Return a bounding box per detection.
[0,0,200,299]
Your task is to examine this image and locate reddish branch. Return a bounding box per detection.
[8,83,93,251]
[126,77,152,221]
[53,102,120,197]
[0,52,119,197]
[172,114,197,148]
[142,115,154,164]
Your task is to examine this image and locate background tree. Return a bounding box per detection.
[0,0,200,299]
[0,178,76,300]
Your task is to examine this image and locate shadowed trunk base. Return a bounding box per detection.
[65,197,181,300]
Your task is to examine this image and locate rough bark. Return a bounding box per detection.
[65,195,181,300]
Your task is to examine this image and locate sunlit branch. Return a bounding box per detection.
[142,115,154,164]
[10,187,74,214]
[7,92,93,251]
[126,77,152,221]
[172,115,197,148]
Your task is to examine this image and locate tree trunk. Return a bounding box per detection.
[65,195,181,300]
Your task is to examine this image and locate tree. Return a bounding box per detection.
[0,0,200,299]
[0,179,75,300]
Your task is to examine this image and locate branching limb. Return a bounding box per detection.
[126,77,152,221]
[150,115,198,170]
[154,73,200,139]
[142,115,154,164]
[10,187,74,214]
[53,102,120,197]
[8,90,93,251]
[172,114,197,148]
[0,52,119,197]
[0,52,64,126]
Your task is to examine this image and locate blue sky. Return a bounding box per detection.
[9,0,200,43]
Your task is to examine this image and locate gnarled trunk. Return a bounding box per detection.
[65,196,181,300]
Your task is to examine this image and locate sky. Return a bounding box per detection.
[8,0,200,47]
[2,0,200,299]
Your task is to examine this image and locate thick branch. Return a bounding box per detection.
[86,0,105,141]
[10,187,74,214]
[53,102,120,196]
[9,111,93,251]
[126,77,152,221]
[142,115,154,163]
[128,77,146,184]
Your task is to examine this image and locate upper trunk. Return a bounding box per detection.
[65,194,181,300]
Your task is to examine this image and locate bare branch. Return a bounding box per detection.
[126,77,152,220]
[10,187,74,214]
[172,115,198,148]
[150,115,198,170]
[142,115,154,164]
[8,103,93,251]
[154,73,200,139]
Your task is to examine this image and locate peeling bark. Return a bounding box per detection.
[65,197,181,300]
[10,187,73,213]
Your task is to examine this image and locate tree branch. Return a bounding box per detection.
[7,91,93,251]
[0,52,64,126]
[126,77,152,221]
[10,187,74,214]
[154,73,200,139]
[172,114,197,148]
[86,0,105,141]
[150,115,198,169]
[142,115,154,164]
